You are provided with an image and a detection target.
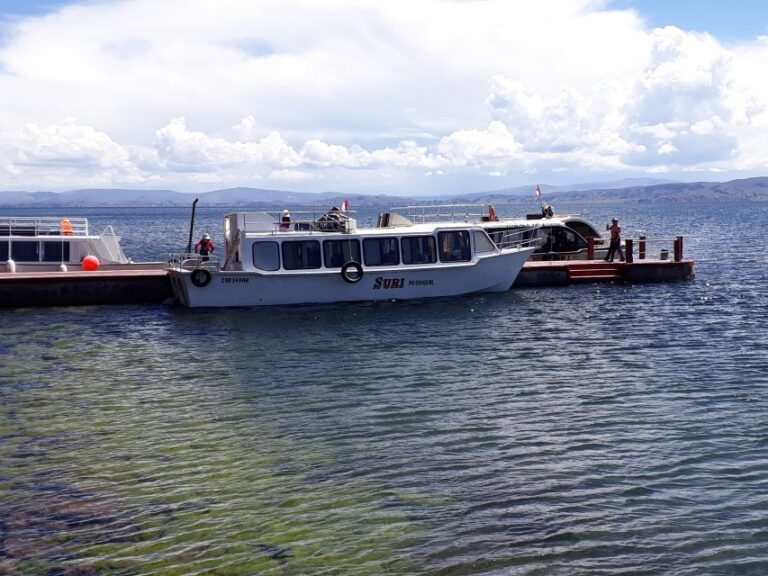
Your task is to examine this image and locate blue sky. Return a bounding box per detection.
[4,0,766,42]
[0,0,80,17]
[0,1,767,194]
[609,0,768,42]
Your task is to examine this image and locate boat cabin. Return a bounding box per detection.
[0,216,129,269]
[217,209,499,274]
[377,204,604,261]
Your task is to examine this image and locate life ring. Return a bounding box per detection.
[340,261,363,284]
[191,268,212,288]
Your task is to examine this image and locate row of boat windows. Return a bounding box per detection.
[253,231,482,271]
[0,240,71,262]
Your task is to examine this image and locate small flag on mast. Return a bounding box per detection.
[341,199,349,212]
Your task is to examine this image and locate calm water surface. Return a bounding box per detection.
[1,202,767,575]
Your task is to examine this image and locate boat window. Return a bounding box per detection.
[438,231,471,262]
[0,241,7,261]
[323,239,361,268]
[363,237,400,266]
[473,231,496,253]
[535,226,585,253]
[555,227,586,252]
[401,236,436,265]
[282,240,321,270]
[252,241,280,271]
[42,241,70,262]
[11,241,40,262]
[567,221,600,240]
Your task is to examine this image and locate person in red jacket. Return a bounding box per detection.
[195,233,215,261]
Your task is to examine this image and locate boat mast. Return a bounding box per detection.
[186,198,199,254]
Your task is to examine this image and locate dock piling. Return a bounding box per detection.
[674,236,683,262]
[639,236,646,260]
[625,239,633,264]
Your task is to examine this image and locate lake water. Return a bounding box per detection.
[1,202,767,575]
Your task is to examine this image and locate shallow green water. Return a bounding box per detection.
[1,314,428,575]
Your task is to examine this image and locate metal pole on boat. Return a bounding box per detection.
[186,198,199,254]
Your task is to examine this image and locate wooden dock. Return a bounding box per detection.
[0,265,172,308]
[514,258,695,288]
[0,257,695,308]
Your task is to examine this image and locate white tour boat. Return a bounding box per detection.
[387,204,606,261]
[0,216,129,272]
[166,207,535,308]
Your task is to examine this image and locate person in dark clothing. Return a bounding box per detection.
[604,218,624,262]
[194,233,215,261]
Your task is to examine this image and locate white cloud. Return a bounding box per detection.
[300,140,370,168]
[0,1,767,192]
[438,121,523,166]
[657,142,679,155]
[0,117,148,187]
[153,117,301,170]
[269,169,317,181]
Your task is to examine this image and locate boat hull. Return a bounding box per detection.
[168,247,534,308]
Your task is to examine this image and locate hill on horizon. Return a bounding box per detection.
[0,177,767,207]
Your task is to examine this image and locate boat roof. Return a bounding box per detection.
[241,220,485,238]
[485,214,597,227]
[386,204,598,229]
[228,210,489,238]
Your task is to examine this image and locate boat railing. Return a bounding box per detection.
[240,209,355,235]
[392,204,496,224]
[582,235,687,261]
[0,216,89,237]
[625,235,686,261]
[490,228,543,251]
[165,253,221,271]
[87,225,129,264]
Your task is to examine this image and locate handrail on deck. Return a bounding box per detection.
[165,253,221,271]
[391,203,495,224]
[492,227,542,251]
[586,235,686,262]
[0,216,89,237]
[239,209,354,235]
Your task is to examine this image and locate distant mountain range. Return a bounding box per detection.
[1,177,767,207]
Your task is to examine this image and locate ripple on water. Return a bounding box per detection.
[1,203,768,575]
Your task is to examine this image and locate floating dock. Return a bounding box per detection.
[0,264,171,308]
[0,258,694,308]
[513,258,694,288]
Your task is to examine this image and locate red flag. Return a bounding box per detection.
[341,199,349,212]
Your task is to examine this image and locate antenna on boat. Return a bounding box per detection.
[186,198,199,254]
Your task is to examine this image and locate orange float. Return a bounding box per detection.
[82,255,100,271]
[60,218,74,235]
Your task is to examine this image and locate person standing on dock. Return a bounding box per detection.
[605,218,625,262]
[195,233,215,261]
